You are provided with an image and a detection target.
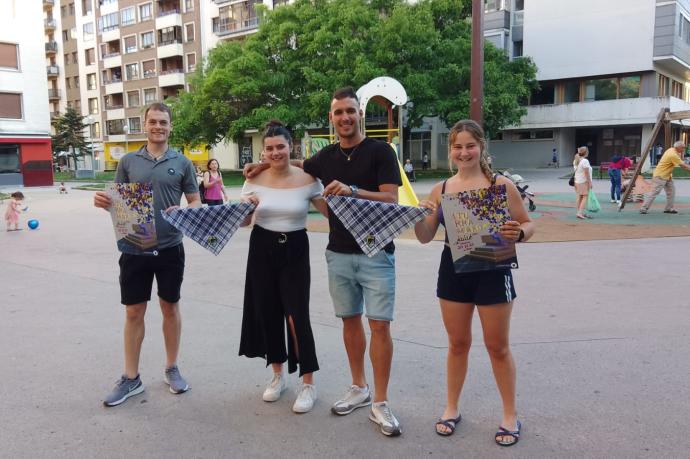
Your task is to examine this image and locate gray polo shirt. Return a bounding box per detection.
[115,146,198,249]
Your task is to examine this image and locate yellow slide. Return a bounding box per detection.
[389,143,419,207]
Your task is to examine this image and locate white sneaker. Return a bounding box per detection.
[262,373,286,402]
[616,200,621,204]
[610,199,617,203]
[292,383,317,413]
[331,384,372,415]
[369,401,402,436]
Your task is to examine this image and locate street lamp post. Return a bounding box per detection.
[85,115,96,178]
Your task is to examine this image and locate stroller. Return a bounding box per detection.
[497,169,536,212]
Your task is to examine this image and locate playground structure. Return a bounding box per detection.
[302,77,419,206]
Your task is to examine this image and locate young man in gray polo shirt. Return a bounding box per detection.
[94,103,201,406]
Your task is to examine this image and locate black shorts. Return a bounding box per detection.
[206,199,224,206]
[437,246,516,305]
[119,244,185,305]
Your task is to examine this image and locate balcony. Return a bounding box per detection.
[46,65,59,78]
[104,79,124,95]
[101,28,120,43]
[106,108,125,120]
[156,10,182,29]
[45,41,58,55]
[102,54,122,69]
[212,17,260,37]
[157,40,183,59]
[43,0,55,10]
[48,89,61,100]
[44,18,57,31]
[159,69,185,87]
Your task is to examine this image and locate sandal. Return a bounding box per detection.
[576,214,586,219]
[435,414,462,437]
[495,420,521,446]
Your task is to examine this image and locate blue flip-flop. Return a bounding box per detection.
[495,420,522,446]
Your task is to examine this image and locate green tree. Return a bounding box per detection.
[52,107,89,166]
[170,0,537,146]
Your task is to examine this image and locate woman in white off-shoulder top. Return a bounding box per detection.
[239,120,328,414]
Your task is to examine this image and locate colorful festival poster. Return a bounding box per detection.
[441,184,518,273]
[105,183,158,255]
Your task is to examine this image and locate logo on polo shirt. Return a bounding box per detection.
[167,168,175,175]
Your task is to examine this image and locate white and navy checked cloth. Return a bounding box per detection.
[160,202,255,256]
[326,195,431,257]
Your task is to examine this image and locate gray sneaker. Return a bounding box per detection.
[164,365,189,394]
[103,375,144,407]
[369,401,402,436]
[331,384,371,415]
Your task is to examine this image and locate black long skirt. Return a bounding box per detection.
[239,225,319,376]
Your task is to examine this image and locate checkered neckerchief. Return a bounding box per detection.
[326,195,431,257]
[160,202,255,255]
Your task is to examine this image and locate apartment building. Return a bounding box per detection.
[487,0,690,170]
[0,0,53,187]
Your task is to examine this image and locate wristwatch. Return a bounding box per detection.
[349,185,358,198]
[516,228,525,243]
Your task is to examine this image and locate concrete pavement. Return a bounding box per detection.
[1,174,689,458]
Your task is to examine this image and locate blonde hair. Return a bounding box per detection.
[448,120,492,181]
[573,146,588,166]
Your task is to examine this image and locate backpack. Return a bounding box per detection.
[198,181,206,204]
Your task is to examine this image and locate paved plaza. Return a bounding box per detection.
[1,170,689,458]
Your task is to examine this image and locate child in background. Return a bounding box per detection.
[59,182,68,194]
[5,191,25,231]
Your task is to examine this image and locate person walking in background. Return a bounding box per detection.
[573,146,593,219]
[551,148,559,168]
[422,152,430,170]
[403,159,416,182]
[608,154,632,205]
[4,191,25,231]
[414,120,534,445]
[640,140,690,214]
[239,120,328,414]
[93,102,201,407]
[202,159,228,206]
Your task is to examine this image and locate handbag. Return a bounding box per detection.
[568,174,575,187]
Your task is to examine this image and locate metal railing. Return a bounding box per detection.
[45,41,58,53]
[512,10,523,26]
[46,65,60,76]
[160,68,183,75]
[44,18,57,29]
[212,16,259,35]
[157,8,181,17]
[48,89,61,99]
[103,76,122,84]
[105,104,124,110]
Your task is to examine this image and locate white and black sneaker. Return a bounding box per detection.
[103,375,144,407]
[331,384,371,415]
[369,401,402,436]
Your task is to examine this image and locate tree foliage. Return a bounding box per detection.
[51,107,89,162]
[170,0,537,146]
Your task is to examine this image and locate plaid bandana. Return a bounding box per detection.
[326,195,431,257]
[160,203,255,255]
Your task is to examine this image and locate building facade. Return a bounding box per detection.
[0,0,54,187]
[487,0,690,170]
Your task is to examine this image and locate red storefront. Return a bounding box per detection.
[0,137,53,187]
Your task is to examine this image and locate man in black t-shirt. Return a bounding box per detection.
[245,87,403,436]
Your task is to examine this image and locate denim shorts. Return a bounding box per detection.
[325,249,396,322]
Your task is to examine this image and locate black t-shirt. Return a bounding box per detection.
[304,138,402,254]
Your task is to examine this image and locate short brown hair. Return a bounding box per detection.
[144,102,172,121]
[332,86,358,102]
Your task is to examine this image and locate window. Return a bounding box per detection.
[531,81,555,105]
[184,0,194,12]
[100,0,117,5]
[0,93,22,119]
[139,2,152,21]
[484,0,505,13]
[91,121,100,138]
[64,53,70,65]
[584,78,617,101]
[98,12,119,32]
[514,0,524,10]
[0,144,21,173]
[158,26,182,45]
[140,31,154,49]
[72,51,78,65]
[74,99,81,111]
[511,130,552,141]
[142,59,156,78]
[513,40,523,58]
[87,73,97,90]
[88,97,98,114]
[85,48,95,65]
[127,90,140,107]
[125,62,139,80]
[185,23,194,42]
[123,35,137,53]
[83,22,94,40]
[121,7,136,26]
[620,76,641,99]
[82,0,92,15]
[61,5,66,17]
[0,43,19,70]
[534,130,553,140]
[128,117,141,133]
[74,76,80,88]
[62,30,69,41]
[69,3,75,15]
[65,77,71,89]
[658,75,669,96]
[186,53,196,72]
[143,88,157,104]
